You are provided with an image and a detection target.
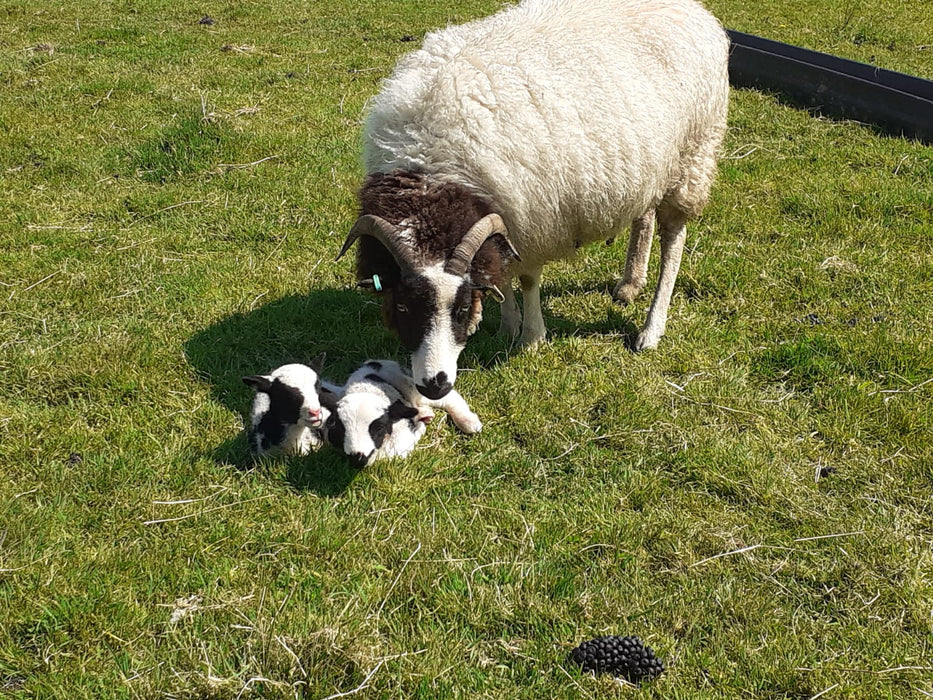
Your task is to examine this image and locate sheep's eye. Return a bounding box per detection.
[396,303,409,313]
[459,305,471,315]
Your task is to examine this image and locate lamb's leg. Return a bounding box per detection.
[613,210,655,305]
[499,282,522,339]
[635,204,687,352]
[519,270,546,347]
[424,389,482,434]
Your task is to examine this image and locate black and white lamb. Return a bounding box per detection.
[242,357,338,456]
[323,359,481,468]
[243,358,480,466]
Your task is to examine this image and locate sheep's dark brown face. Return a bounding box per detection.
[352,172,515,399]
[381,265,479,399]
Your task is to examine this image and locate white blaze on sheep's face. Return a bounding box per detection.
[402,264,473,400]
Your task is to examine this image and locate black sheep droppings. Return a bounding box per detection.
[570,635,664,683]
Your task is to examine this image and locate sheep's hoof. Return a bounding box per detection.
[633,329,661,353]
[612,280,642,306]
[454,412,483,434]
[518,332,546,349]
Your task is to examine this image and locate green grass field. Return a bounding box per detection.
[1,0,932,697]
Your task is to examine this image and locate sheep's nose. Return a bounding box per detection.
[417,372,451,400]
[348,452,370,469]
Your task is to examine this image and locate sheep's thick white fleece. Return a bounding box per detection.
[363,0,729,274]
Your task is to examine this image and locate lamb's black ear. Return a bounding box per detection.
[387,400,419,421]
[309,352,326,372]
[319,386,340,413]
[242,375,272,393]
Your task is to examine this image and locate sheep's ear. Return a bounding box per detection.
[309,352,326,372]
[242,375,273,393]
[388,400,419,421]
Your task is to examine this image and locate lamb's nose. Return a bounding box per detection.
[348,452,370,468]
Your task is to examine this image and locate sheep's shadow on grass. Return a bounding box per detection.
[185,288,400,495]
[476,283,643,353]
[186,284,642,493]
[546,308,641,347]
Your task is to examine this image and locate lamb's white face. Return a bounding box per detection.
[338,394,388,465]
[325,393,426,468]
[270,364,324,428]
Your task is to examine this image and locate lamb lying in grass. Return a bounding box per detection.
[241,356,332,456]
[323,359,481,468]
[242,357,480,465]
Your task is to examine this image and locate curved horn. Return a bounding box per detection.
[335,215,418,274]
[445,213,520,276]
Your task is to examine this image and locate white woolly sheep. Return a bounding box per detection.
[323,359,481,468]
[336,0,730,399]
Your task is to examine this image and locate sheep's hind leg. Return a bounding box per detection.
[612,210,655,305]
[635,204,687,352]
[519,270,546,347]
[498,282,522,339]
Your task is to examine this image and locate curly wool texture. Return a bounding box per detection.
[357,171,511,288]
[363,0,730,274]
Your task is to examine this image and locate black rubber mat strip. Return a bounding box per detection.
[727,29,933,143]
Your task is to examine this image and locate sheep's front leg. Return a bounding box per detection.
[498,282,522,339]
[613,210,655,305]
[519,270,546,347]
[635,204,687,352]
[425,389,482,434]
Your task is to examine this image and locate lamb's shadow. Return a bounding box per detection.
[208,429,360,496]
[186,288,402,496]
